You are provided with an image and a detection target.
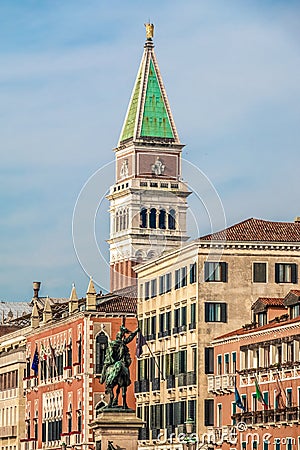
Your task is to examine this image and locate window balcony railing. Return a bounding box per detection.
[177,373,187,387]
[0,425,17,438]
[233,407,300,427]
[207,374,236,393]
[187,371,197,386]
[152,377,160,391]
[139,428,150,440]
[239,363,300,387]
[136,379,149,393]
[166,374,175,389]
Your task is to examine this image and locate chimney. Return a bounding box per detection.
[33,281,41,299]
[294,217,300,223]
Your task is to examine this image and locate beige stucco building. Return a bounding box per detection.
[134,218,300,450]
[0,327,28,450]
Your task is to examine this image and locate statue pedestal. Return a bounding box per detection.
[90,409,144,450]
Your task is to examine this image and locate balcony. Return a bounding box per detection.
[239,363,300,387]
[139,428,150,440]
[207,374,236,393]
[187,371,196,386]
[178,373,187,387]
[21,439,37,450]
[140,379,150,392]
[166,374,175,389]
[233,407,300,427]
[152,377,160,391]
[0,425,17,437]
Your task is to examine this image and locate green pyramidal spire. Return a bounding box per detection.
[119,26,180,145]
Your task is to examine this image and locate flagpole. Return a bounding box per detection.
[144,339,165,381]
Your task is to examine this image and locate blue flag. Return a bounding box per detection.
[136,332,147,358]
[235,386,245,411]
[31,347,39,373]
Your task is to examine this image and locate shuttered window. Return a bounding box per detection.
[204,399,214,426]
[205,347,214,374]
[190,263,197,284]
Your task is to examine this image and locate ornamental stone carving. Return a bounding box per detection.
[151,157,165,175]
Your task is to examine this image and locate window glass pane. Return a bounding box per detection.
[253,263,267,283]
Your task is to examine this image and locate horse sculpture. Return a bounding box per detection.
[100,324,138,409]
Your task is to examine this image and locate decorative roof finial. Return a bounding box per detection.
[145,22,154,40]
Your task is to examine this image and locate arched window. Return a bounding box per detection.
[95,332,108,374]
[140,208,147,228]
[135,250,143,263]
[77,335,82,372]
[168,209,176,230]
[147,250,155,259]
[121,209,126,230]
[149,208,157,229]
[115,211,119,232]
[67,339,72,368]
[67,405,72,434]
[159,209,166,229]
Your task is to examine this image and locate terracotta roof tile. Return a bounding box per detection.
[289,290,300,297]
[200,218,300,242]
[254,297,284,307]
[214,315,300,341]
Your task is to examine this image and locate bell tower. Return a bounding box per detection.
[107,24,190,291]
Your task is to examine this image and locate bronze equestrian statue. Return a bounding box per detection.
[100,323,139,409]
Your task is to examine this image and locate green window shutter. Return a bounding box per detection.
[204,262,210,281]
[165,354,170,377]
[221,303,227,323]
[174,352,180,376]
[221,262,228,282]
[291,264,298,283]
[188,400,196,421]
[275,264,280,283]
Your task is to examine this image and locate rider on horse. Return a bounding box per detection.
[100,324,139,408]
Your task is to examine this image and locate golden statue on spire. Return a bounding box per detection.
[145,22,154,40]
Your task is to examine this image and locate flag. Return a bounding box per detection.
[275,376,286,409]
[235,386,245,411]
[136,331,147,358]
[255,378,268,409]
[31,346,39,374]
[41,343,48,360]
[49,339,58,376]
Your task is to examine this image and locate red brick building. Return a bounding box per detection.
[207,290,300,450]
[20,281,137,450]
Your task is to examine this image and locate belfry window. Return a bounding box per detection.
[168,209,176,230]
[159,209,166,229]
[95,332,108,374]
[149,208,157,228]
[140,208,147,228]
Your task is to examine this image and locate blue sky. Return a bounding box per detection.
[1,0,299,300]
